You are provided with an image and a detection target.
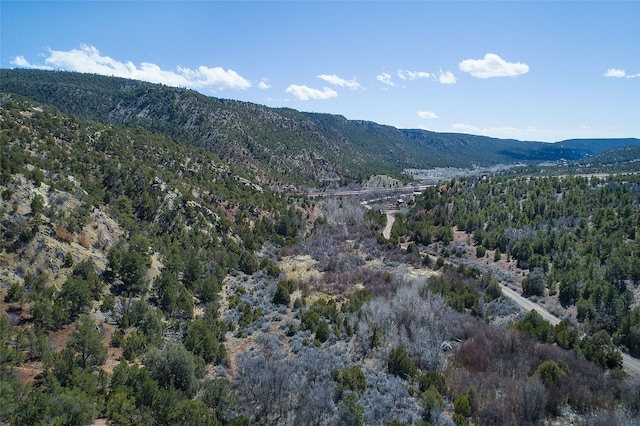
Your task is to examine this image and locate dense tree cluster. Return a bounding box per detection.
[400,174,640,358]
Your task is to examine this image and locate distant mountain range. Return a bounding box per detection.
[2,69,639,184]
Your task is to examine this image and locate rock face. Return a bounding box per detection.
[362,175,403,189]
[0,174,123,290]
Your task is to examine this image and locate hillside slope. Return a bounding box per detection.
[2,76,639,426]
[3,69,638,185]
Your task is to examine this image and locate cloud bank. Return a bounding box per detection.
[10,55,53,70]
[257,78,271,89]
[459,53,529,78]
[378,69,456,86]
[376,72,395,87]
[604,68,639,78]
[397,69,430,80]
[317,74,361,89]
[285,84,338,100]
[417,111,438,119]
[452,123,481,133]
[438,69,457,84]
[11,44,252,90]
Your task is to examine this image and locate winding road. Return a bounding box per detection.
[382,211,396,240]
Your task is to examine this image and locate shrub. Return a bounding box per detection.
[315,320,330,343]
[453,413,468,426]
[536,360,566,387]
[484,278,502,301]
[260,257,281,278]
[30,194,44,215]
[421,386,443,423]
[418,371,446,395]
[522,268,545,297]
[77,232,90,248]
[333,365,366,401]
[454,394,471,418]
[293,297,305,309]
[145,343,203,398]
[272,283,291,306]
[55,227,74,243]
[238,250,259,275]
[388,346,416,379]
[337,392,364,426]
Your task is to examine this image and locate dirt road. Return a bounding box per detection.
[382,211,396,240]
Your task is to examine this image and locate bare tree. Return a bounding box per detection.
[292,383,335,426]
[234,334,296,425]
[389,280,449,371]
[324,197,365,228]
[520,378,547,425]
[356,299,394,356]
[619,377,640,422]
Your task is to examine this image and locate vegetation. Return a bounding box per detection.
[401,173,640,361]
[1,71,639,425]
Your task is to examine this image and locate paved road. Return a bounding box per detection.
[499,285,561,326]
[623,353,640,377]
[307,184,431,198]
[499,282,640,377]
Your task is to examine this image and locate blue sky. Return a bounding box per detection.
[2,1,639,142]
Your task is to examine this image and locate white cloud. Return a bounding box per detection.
[451,123,545,140]
[178,65,252,90]
[487,126,521,135]
[438,69,457,84]
[10,55,53,70]
[285,84,338,101]
[14,44,251,90]
[452,123,480,133]
[397,69,431,80]
[459,53,529,78]
[604,68,639,78]
[317,74,361,89]
[257,78,271,89]
[377,72,395,87]
[604,68,626,78]
[417,111,438,119]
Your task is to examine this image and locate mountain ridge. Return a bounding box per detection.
[2,68,639,185]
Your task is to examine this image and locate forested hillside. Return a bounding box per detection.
[394,174,640,358]
[3,69,639,186]
[0,96,303,424]
[1,75,640,425]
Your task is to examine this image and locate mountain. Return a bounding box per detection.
[557,138,640,157]
[578,145,640,168]
[2,68,639,185]
[1,69,638,425]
